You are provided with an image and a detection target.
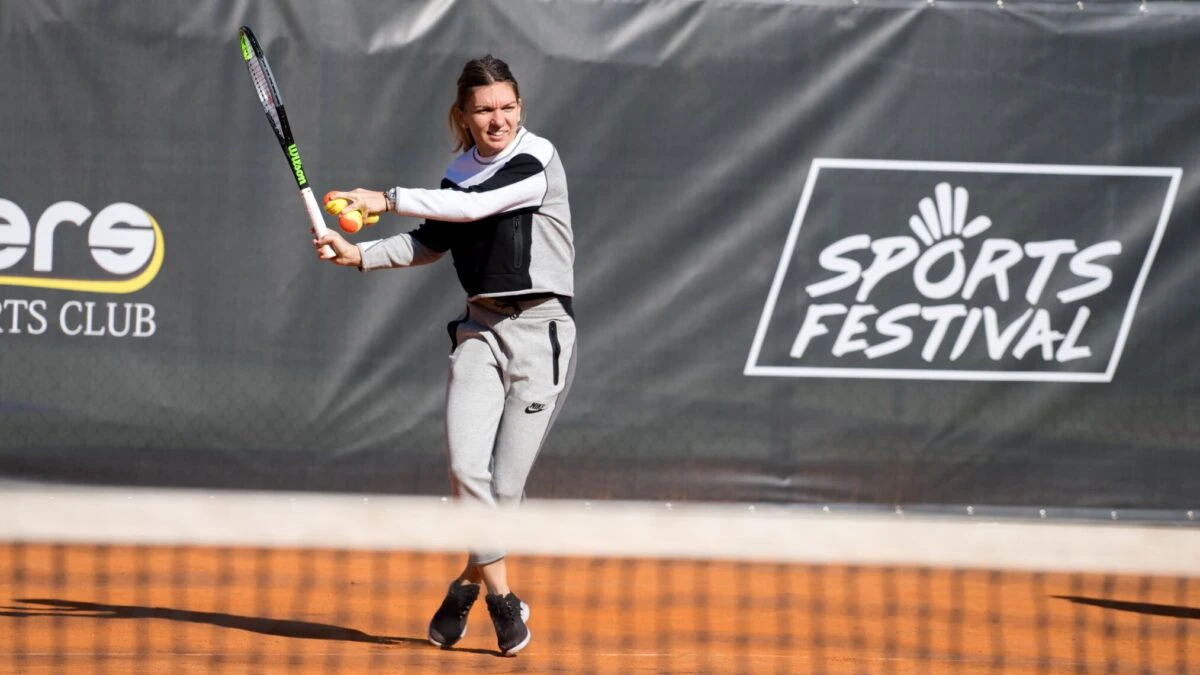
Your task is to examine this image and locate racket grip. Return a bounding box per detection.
[300,188,336,258]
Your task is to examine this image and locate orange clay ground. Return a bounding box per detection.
[0,544,1196,673]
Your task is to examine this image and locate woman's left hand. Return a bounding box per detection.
[326,188,388,216]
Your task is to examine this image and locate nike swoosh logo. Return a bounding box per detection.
[525,403,547,414]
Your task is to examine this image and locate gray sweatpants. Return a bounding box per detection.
[444,295,577,565]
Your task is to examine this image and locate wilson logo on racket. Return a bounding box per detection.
[287,144,307,187]
[0,199,164,294]
[745,159,1181,383]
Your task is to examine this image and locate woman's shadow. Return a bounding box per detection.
[1,598,501,656]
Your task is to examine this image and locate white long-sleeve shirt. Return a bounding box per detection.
[358,127,574,299]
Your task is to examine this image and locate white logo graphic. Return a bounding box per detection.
[745,159,1181,383]
[0,198,163,338]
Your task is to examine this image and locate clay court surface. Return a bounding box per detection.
[1,544,1196,673]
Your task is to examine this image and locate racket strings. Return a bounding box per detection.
[246,58,284,138]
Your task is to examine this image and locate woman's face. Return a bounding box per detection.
[459,82,522,157]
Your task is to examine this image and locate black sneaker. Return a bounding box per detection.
[486,592,531,656]
[428,582,480,648]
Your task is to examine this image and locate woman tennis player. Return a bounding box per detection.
[314,55,576,657]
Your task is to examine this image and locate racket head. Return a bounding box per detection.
[239,26,292,146]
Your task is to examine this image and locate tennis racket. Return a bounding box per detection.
[238,25,335,258]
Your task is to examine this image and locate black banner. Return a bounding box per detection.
[2,0,1199,512]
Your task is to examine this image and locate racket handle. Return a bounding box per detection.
[300,188,336,258]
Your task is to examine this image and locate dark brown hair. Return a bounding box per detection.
[448,55,521,153]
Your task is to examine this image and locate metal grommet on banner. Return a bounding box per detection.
[1139,0,1148,12]
[1076,0,1084,9]
[996,0,1004,8]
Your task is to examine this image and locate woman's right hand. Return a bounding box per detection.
[314,230,362,267]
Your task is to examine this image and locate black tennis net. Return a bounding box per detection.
[2,486,1197,673]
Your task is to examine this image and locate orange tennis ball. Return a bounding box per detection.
[338,209,364,234]
[324,193,379,233]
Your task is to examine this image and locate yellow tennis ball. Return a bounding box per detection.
[324,197,348,216]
